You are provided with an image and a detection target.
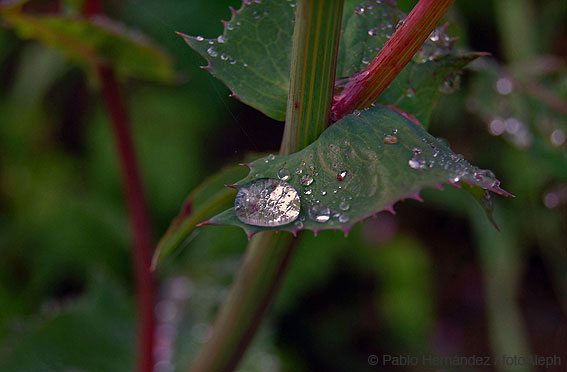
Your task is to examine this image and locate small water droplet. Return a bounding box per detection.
[361,57,370,65]
[227,23,234,31]
[268,154,276,161]
[301,174,314,186]
[321,190,327,196]
[395,19,405,29]
[229,59,237,65]
[355,6,365,14]
[337,170,348,181]
[439,73,461,94]
[405,87,416,98]
[207,46,217,57]
[294,221,304,229]
[220,53,229,61]
[304,188,312,195]
[409,148,426,169]
[368,27,378,36]
[309,204,331,223]
[234,178,301,227]
[195,36,204,41]
[295,168,303,175]
[277,168,291,181]
[338,214,349,223]
[383,135,398,144]
[472,169,497,188]
[339,201,350,211]
[217,35,226,43]
[243,63,248,67]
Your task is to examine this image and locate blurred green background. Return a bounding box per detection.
[0,0,565,371]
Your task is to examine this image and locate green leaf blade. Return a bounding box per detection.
[180,1,294,121]
[202,105,511,237]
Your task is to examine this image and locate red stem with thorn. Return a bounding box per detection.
[330,0,455,122]
[83,2,156,372]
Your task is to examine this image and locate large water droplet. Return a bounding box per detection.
[309,204,330,223]
[277,168,291,181]
[234,178,300,227]
[301,174,314,186]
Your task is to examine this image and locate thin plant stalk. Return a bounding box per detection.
[83,2,157,372]
[189,1,344,371]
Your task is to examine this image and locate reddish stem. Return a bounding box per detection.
[98,65,156,372]
[330,0,455,122]
[83,1,156,372]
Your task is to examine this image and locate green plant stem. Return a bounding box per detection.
[331,0,454,122]
[189,1,344,371]
[280,0,344,154]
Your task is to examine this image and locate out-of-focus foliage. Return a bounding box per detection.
[0,0,565,372]
[0,4,174,82]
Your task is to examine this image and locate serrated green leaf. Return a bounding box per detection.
[180,1,294,121]
[181,0,478,123]
[201,105,511,237]
[0,8,174,82]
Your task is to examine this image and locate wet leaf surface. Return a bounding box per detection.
[201,105,511,237]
